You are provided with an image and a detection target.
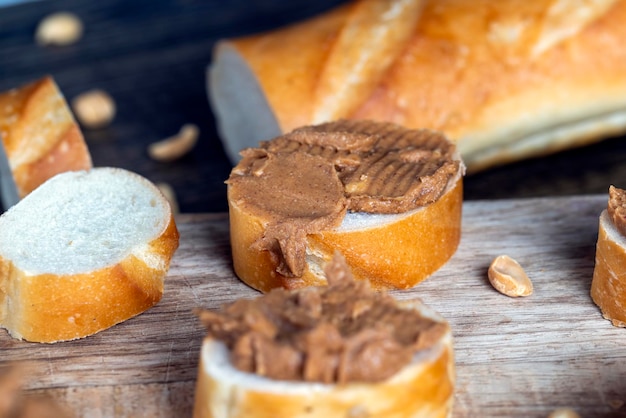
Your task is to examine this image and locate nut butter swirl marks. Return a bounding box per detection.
[227,119,461,279]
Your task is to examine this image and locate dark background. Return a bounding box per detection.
[2,0,626,213]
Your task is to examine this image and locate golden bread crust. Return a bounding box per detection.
[0,76,92,199]
[229,176,462,292]
[591,210,626,327]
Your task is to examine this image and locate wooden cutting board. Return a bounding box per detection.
[2,194,625,418]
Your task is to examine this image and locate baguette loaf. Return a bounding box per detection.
[591,186,626,327]
[227,119,463,292]
[193,254,455,418]
[209,0,626,172]
[0,167,179,343]
[0,76,92,209]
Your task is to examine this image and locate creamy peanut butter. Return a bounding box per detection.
[608,185,626,236]
[227,119,460,277]
[198,253,448,384]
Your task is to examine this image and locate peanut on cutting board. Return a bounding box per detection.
[35,12,83,46]
[71,90,116,129]
[488,255,533,297]
[148,124,199,162]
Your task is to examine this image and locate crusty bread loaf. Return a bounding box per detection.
[227,119,463,292]
[0,76,92,209]
[193,254,454,418]
[0,167,179,343]
[209,0,626,172]
[591,186,626,327]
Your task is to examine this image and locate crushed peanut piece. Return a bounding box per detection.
[71,90,116,129]
[35,12,83,46]
[148,124,199,162]
[488,255,533,297]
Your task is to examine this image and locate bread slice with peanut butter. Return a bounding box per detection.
[227,119,464,291]
[194,253,455,418]
[591,185,626,327]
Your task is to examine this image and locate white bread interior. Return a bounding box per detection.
[591,209,626,327]
[193,300,455,418]
[209,0,626,172]
[0,167,179,343]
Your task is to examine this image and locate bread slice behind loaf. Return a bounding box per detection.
[0,167,179,343]
[0,76,92,210]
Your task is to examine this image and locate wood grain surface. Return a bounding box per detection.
[2,194,625,418]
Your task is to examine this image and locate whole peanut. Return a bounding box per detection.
[488,255,533,297]
[71,90,116,129]
[35,12,83,46]
[148,124,199,162]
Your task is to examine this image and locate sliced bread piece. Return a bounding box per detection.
[0,167,179,343]
[0,76,92,210]
[591,186,626,327]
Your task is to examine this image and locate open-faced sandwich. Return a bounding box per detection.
[227,119,464,291]
[194,253,455,418]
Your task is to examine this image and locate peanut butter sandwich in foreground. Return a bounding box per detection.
[194,253,455,418]
[226,119,464,291]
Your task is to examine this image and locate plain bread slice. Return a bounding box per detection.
[0,167,179,343]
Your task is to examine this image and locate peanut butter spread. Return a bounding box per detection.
[608,185,626,236]
[198,253,448,384]
[227,119,461,277]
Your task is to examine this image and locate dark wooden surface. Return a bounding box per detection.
[2,0,626,213]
